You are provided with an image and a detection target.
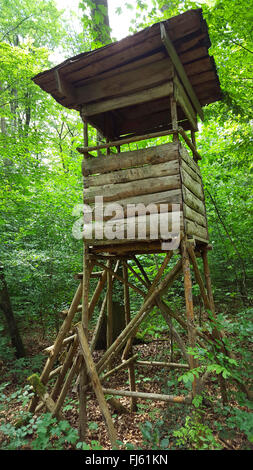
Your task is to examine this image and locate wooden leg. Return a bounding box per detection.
[91,261,120,353]
[88,269,107,320]
[181,237,197,396]
[201,247,215,313]
[28,282,82,413]
[79,243,90,440]
[77,323,118,449]
[123,262,137,412]
[51,335,79,401]
[106,259,113,370]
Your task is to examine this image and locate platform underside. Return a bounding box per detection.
[88,234,209,256]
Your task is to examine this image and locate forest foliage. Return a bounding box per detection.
[0,0,252,451]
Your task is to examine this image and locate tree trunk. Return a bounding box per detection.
[0,266,26,358]
[90,0,111,45]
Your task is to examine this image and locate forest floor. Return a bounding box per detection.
[0,327,252,451]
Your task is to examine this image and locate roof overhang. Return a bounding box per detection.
[33,8,222,139]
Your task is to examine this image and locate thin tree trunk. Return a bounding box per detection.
[0,266,26,358]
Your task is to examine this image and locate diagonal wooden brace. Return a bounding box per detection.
[76,323,118,449]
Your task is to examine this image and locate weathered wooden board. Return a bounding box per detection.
[91,189,183,219]
[180,158,202,184]
[81,81,173,117]
[179,145,201,176]
[85,159,179,188]
[185,218,208,241]
[84,174,181,203]
[82,142,179,176]
[74,51,167,88]
[183,204,206,227]
[184,57,213,77]
[180,167,204,200]
[179,46,208,65]
[182,185,205,215]
[36,10,207,87]
[75,58,174,106]
[176,33,208,54]
[83,211,183,242]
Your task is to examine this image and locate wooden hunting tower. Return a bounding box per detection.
[29,9,227,447]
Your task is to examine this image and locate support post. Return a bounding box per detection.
[123,262,137,412]
[77,323,118,449]
[106,259,113,370]
[181,237,197,396]
[79,121,90,440]
[170,94,179,142]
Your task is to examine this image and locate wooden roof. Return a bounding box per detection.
[33,8,222,138]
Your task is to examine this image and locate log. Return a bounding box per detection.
[83,174,181,203]
[107,398,129,414]
[76,50,166,88]
[182,186,205,215]
[106,260,113,370]
[179,144,201,175]
[180,158,202,184]
[83,211,183,243]
[51,335,79,401]
[79,243,90,440]
[75,271,103,279]
[170,95,179,142]
[136,361,189,369]
[132,255,151,286]
[124,261,149,289]
[180,167,204,200]
[82,142,179,177]
[49,365,62,378]
[100,189,183,220]
[27,374,62,419]
[79,133,179,160]
[69,29,163,83]
[184,204,207,228]
[90,239,181,255]
[123,263,137,411]
[28,282,82,413]
[89,259,144,297]
[76,323,118,448]
[53,355,82,418]
[76,57,173,105]
[90,261,120,353]
[102,388,192,404]
[179,129,203,161]
[85,159,180,188]
[101,354,138,382]
[185,218,208,241]
[127,258,189,365]
[88,269,107,320]
[44,334,76,354]
[181,237,198,395]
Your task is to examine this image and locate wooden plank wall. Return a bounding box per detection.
[179,145,208,242]
[82,143,208,244]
